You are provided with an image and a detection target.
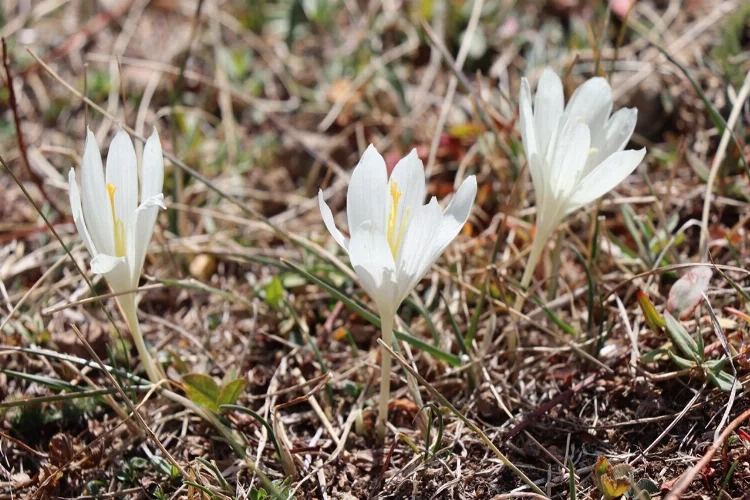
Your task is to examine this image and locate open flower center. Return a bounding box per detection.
[386,180,410,259]
[107,183,126,258]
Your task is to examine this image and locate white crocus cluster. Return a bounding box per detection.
[69,127,166,383]
[519,68,646,288]
[318,145,477,440]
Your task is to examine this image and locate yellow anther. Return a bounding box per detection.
[106,183,126,257]
[107,183,117,215]
[588,147,599,155]
[386,180,410,258]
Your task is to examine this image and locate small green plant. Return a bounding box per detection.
[115,456,149,485]
[637,289,740,392]
[182,372,248,412]
[249,477,295,500]
[663,312,738,392]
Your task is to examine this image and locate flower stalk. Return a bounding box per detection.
[376,313,394,442]
[118,293,164,384]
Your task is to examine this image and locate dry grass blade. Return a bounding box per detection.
[377,338,547,496]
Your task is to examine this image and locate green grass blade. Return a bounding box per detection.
[465,279,487,346]
[220,403,281,460]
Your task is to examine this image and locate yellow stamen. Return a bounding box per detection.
[106,183,126,257]
[107,183,117,215]
[386,180,410,258]
[588,147,599,155]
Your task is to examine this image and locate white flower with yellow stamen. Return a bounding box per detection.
[318,145,476,440]
[319,145,477,320]
[69,127,166,294]
[519,68,646,288]
[69,126,166,383]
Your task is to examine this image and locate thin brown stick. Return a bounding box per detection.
[665,406,750,498]
[1,37,64,217]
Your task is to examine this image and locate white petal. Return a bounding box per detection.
[435,175,477,251]
[141,127,165,201]
[348,221,398,316]
[548,120,591,198]
[92,254,132,293]
[126,195,163,285]
[533,68,564,158]
[318,189,348,251]
[587,107,638,171]
[68,169,97,257]
[387,149,426,242]
[396,197,444,303]
[347,145,388,234]
[519,78,538,160]
[570,148,646,207]
[106,127,138,235]
[81,128,114,255]
[564,77,613,140]
[91,253,126,274]
[520,79,547,207]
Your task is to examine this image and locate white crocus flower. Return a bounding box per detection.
[519,68,646,288]
[318,145,477,441]
[69,127,166,383]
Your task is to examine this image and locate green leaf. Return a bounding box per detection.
[220,404,281,460]
[708,370,737,392]
[631,477,659,499]
[663,312,701,362]
[151,456,173,477]
[182,373,221,411]
[465,279,487,346]
[1,369,84,392]
[531,295,577,335]
[639,348,667,363]
[250,487,268,500]
[568,459,577,500]
[264,276,284,309]
[668,350,697,370]
[217,378,248,407]
[704,357,729,373]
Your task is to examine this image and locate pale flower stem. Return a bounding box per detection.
[515,232,546,310]
[119,294,163,385]
[509,230,548,357]
[376,313,394,443]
